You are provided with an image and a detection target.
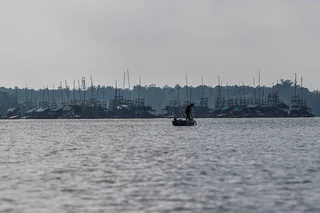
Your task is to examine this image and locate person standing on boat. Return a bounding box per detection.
[185,103,194,121]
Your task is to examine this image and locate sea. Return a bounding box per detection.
[1,118,320,213]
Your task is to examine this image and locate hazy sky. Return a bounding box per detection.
[1,0,319,90]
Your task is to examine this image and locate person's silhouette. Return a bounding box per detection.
[185,103,194,121]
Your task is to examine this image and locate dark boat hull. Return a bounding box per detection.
[172,119,197,126]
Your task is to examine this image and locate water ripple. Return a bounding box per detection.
[0,118,320,212]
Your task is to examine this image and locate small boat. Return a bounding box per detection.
[172,118,197,126]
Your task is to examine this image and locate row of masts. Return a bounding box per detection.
[174,75,207,107]
[201,71,279,108]
[292,73,306,108]
[214,72,307,110]
[16,77,97,108]
[15,69,142,109]
[113,70,145,107]
[14,70,307,110]
[166,71,289,109]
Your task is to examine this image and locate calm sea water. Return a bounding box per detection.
[1,118,320,213]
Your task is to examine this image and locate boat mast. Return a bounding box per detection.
[52,85,55,106]
[73,79,76,102]
[123,72,126,98]
[78,80,81,101]
[262,85,265,104]
[127,69,131,101]
[226,83,229,105]
[41,86,45,107]
[82,77,86,101]
[243,83,245,104]
[30,88,33,107]
[138,77,141,102]
[96,85,100,102]
[65,80,69,104]
[90,76,94,101]
[60,82,63,106]
[186,75,189,103]
[47,86,50,107]
[242,82,245,104]
[102,86,105,105]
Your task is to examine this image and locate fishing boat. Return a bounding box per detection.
[172,118,197,126]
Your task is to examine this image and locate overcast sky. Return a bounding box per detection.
[0,0,319,90]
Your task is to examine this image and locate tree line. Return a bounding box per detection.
[0,79,320,116]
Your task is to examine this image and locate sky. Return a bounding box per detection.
[0,0,319,90]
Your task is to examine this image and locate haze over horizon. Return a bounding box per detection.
[1,0,319,90]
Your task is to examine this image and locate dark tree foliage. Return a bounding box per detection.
[280,79,294,88]
[0,91,16,115]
